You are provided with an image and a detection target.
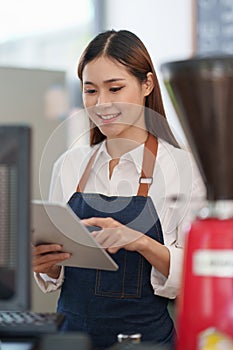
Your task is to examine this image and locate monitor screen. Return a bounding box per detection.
[0,125,31,310]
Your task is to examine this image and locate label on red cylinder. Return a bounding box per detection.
[193,250,233,277]
[198,328,233,349]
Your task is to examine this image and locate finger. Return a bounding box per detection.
[82,217,121,229]
[33,244,63,256]
[81,219,93,226]
[82,218,102,226]
[107,247,120,254]
[92,229,120,249]
[33,252,71,267]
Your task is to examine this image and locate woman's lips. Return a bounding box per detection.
[96,112,121,124]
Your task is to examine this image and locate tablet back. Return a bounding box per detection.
[32,201,118,271]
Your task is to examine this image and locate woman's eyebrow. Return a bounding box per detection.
[103,78,126,83]
[83,81,95,85]
[83,78,125,85]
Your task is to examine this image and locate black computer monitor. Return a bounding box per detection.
[0,125,31,310]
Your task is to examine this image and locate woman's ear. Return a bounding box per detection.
[143,72,154,96]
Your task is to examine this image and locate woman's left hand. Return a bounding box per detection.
[82,217,146,254]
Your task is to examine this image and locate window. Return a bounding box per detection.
[0,0,95,71]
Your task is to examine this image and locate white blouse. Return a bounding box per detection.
[35,138,206,299]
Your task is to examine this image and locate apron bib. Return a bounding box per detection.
[57,134,175,349]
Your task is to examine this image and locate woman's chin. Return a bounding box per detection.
[99,123,124,138]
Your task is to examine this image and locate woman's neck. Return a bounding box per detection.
[106,129,148,159]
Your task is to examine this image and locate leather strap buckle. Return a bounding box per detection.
[139,177,153,185]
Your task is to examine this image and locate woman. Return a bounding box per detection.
[34,30,205,349]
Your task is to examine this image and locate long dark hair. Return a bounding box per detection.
[78,29,179,148]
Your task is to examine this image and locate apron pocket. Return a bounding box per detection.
[95,250,144,298]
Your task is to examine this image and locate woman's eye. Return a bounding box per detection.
[110,87,123,93]
[84,89,96,94]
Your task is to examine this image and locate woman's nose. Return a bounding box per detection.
[96,92,112,107]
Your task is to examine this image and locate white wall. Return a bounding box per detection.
[105,0,194,146]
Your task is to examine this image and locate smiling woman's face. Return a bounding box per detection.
[82,56,151,141]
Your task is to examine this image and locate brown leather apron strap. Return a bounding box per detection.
[137,133,158,197]
[76,133,158,195]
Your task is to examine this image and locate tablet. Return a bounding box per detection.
[31,201,118,271]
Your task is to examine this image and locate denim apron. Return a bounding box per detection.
[57,134,175,349]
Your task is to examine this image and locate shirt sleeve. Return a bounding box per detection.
[150,175,206,299]
[48,156,67,203]
[34,267,65,293]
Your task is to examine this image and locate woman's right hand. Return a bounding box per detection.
[32,244,71,279]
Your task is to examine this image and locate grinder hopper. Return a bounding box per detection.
[161,56,233,201]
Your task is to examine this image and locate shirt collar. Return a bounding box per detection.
[92,140,145,175]
[122,143,144,174]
